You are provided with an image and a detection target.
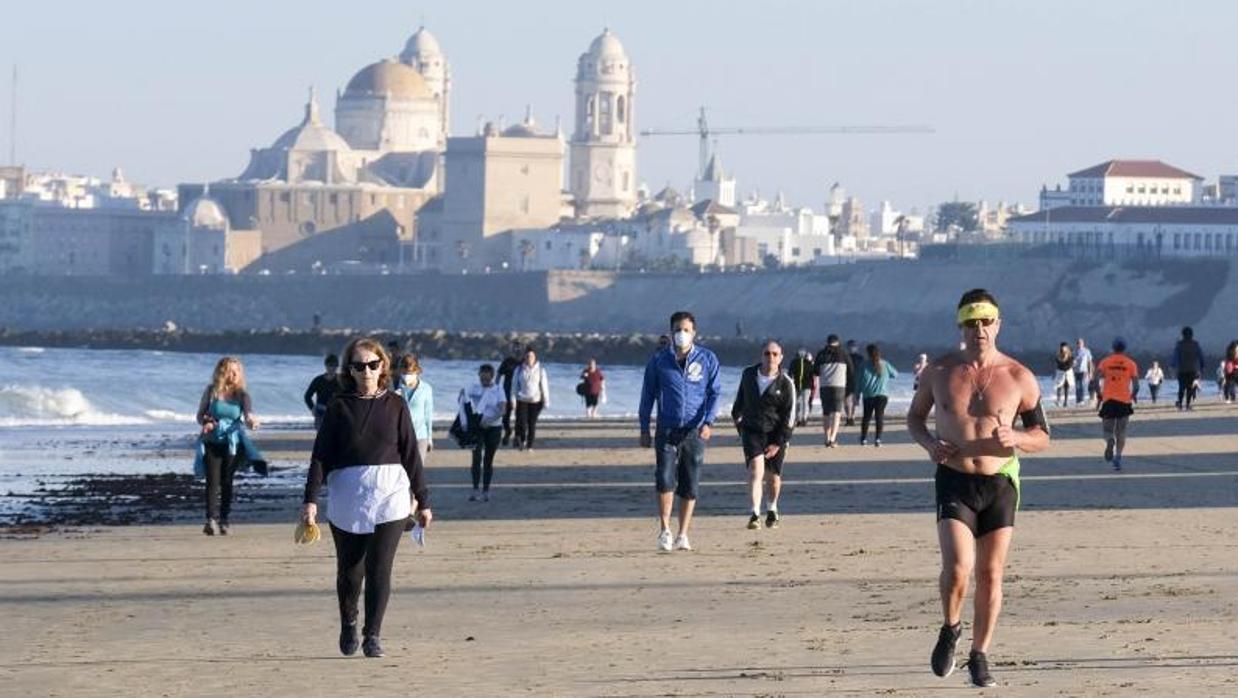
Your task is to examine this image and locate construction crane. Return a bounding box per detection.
[640,106,934,180]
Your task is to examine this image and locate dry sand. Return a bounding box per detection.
[3,404,1237,696]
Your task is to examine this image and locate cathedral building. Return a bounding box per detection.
[178,26,451,272]
[569,29,638,219]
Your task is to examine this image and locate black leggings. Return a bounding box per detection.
[471,426,502,490]
[330,520,403,638]
[861,395,889,442]
[1177,372,1199,407]
[203,442,236,522]
[514,401,544,447]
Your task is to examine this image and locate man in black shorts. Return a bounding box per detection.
[907,289,1050,687]
[732,340,796,528]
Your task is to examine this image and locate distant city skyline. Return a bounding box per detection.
[3,0,1237,213]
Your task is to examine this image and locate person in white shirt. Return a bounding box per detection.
[512,347,550,451]
[463,364,507,502]
[1073,338,1094,406]
[1144,361,1164,403]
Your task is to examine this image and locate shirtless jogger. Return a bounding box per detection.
[907,289,1051,687]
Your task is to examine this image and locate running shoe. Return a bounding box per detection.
[859,438,867,446]
[482,491,491,502]
[468,490,480,502]
[362,635,385,658]
[218,520,230,536]
[747,514,761,530]
[674,534,692,551]
[966,650,996,687]
[203,519,218,536]
[930,622,961,677]
[657,529,673,552]
[765,510,780,529]
[874,439,882,448]
[1113,457,1122,472]
[1103,438,1115,462]
[339,620,359,656]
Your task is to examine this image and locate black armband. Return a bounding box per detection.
[1018,401,1050,435]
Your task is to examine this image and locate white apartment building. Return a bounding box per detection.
[1007,206,1238,257]
[1041,159,1202,209]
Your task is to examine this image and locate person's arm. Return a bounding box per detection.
[239,391,258,429]
[303,401,338,506]
[906,364,956,463]
[540,367,550,409]
[638,356,658,436]
[996,368,1050,454]
[730,371,745,427]
[396,398,431,523]
[887,362,899,379]
[304,376,319,412]
[422,384,435,447]
[196,386,212,425]
[773,378,795,443]
[699,352,722,438]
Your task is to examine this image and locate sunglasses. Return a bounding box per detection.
[349,359,383,372]
[763,351,781,356]
[961,318,997,328]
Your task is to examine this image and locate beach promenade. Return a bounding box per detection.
[3,405,1236,695]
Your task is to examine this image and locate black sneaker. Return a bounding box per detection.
[966,650,996,687]
[339,621,359,656]
[203,519,218,536]
[1103,438,1115,462]
[765,510,780,529]
[746,514,761,530]
[930,622,961,677]
[362,635,385,658]
[218,520,230,536]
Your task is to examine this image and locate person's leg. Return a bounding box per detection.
[218,451,237,525]
[675,435,704,539]
[938,519,976,626]
[826,411,841,444]
[874,396,888,442]
[1102,416,1116,460]
[654,433,675,533]
[746,452,765,516]
[470,444,483,492]
[860,396,874,442]
[1150,383,1159,403]
[526,401,544,448]
[361,520,404,638]
[1177,372,1189,407]
[1075,372,1085,404]
[1113,416,1129,460]
[971,527,1014,653]
[502,401,513,445]
[514,401,529,447]
[766,472,782,511]
[203,444,223,523]
[330,524,368,626]
[482,427,500,491]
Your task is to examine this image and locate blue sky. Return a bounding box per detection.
[3,0,1236,214]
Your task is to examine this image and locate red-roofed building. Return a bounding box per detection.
[1057,159,1202,208]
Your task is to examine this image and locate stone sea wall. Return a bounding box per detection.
[2,253,1235,361]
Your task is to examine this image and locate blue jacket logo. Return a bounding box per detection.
[686,362,703,382]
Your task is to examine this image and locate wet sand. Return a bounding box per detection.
[3,404,1237,695]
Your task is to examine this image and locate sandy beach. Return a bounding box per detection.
[3,404,1237,695]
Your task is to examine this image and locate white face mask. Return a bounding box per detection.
[672,330,693,349]
[402,374,418,386]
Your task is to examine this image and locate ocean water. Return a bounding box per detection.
[0,344,1114,520]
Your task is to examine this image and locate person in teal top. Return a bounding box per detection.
[398,354,434,475]
[195,357,264,535]
[858,343,898,446]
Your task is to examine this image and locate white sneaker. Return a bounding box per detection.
[674,534,692,551]
[657,529,673,552]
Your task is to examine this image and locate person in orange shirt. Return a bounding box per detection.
[1097,338,1139,471]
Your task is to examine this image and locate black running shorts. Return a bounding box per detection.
[740,429,787,475]
[935,464,1016,537]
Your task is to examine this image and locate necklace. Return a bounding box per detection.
[967,362,997,403]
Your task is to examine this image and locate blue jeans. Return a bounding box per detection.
[654,428,705,500]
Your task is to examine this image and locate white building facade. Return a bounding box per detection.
[1007,206,1238,258]
[1063,160,1202,207]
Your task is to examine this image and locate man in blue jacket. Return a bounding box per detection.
[640,311,722,552]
